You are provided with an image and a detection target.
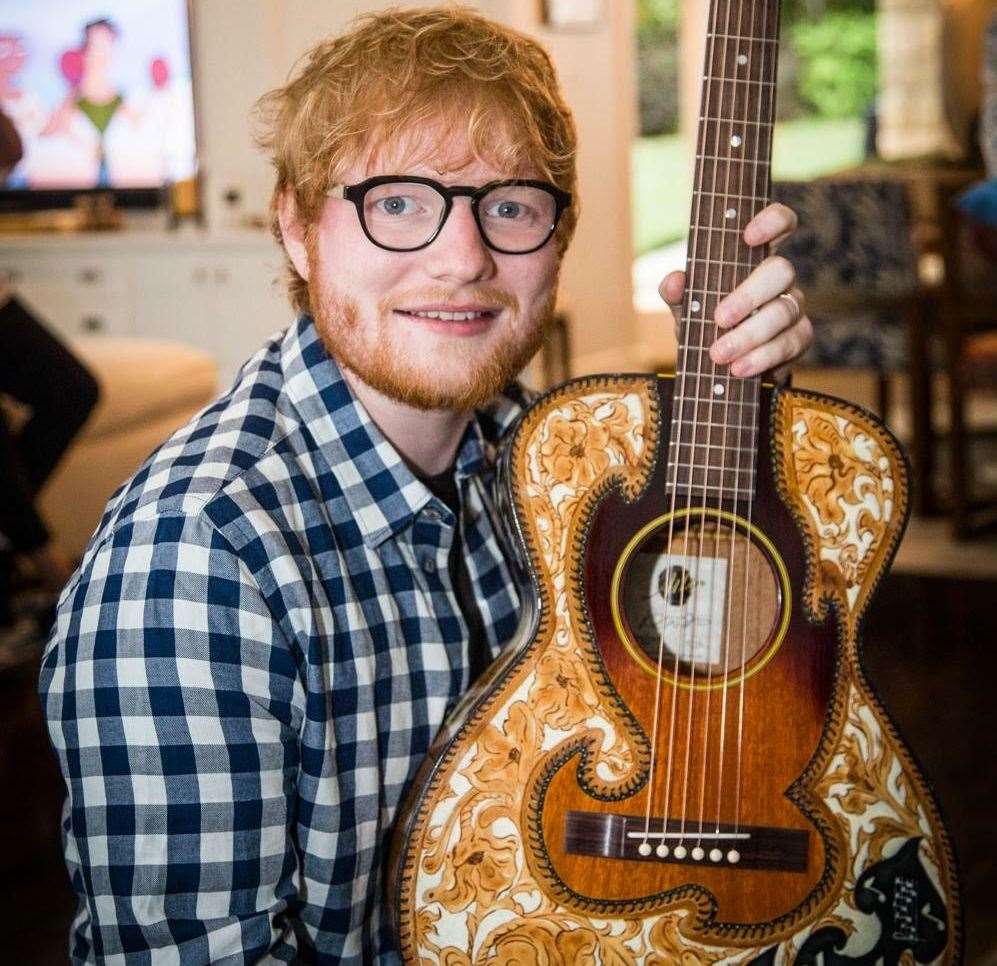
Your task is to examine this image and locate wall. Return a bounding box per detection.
[501,0,640,375]
[190,0,640,377]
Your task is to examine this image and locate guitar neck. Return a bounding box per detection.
[670,0,782,501]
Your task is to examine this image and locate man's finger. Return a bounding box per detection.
[729,316,814,377]
[658,270,686,307]
[715,255,795,327]
[711,293,805,365]
[744,202,798,246]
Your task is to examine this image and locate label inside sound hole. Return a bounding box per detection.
[631,551,728,667]
[613,513,786,682]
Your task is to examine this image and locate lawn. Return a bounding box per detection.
[632,116,866,255]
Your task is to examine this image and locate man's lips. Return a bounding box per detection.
[392,305,500,334]
[395,304,499,319]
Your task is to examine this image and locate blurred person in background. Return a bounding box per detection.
[0,104,99,646]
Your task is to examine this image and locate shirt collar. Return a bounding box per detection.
[279,314,528,548]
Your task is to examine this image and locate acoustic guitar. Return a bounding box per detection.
[389,0,962,960]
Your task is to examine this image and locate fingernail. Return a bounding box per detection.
[712,340,731,363]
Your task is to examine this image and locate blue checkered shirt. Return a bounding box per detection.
[39,315,529,964]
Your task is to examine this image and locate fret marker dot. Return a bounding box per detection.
[730,134,743,148]
[690,299,701,311]
[737,53,748,66]
[713,383,725,396]
[725,208,737,219]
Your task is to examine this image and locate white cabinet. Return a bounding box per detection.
[2,251,133,339]
[0,229,292,385]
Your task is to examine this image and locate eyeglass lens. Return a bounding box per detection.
[362,181,557,252]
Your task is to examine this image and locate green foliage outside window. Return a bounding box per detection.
[636,0,877,135]
[791,13,877,119]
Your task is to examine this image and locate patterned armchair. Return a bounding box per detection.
[771,178,936,514]
[771,179,919,379]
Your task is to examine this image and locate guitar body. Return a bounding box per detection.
[390,374,961,963]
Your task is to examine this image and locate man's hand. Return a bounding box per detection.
[659,202,813,378]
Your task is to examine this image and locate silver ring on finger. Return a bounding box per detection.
[778,290,802,323]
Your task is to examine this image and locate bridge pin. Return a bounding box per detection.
[673,844,688,860]
[727,849,741,864]
[709,848,723,862]
[691,846,705,861]
[638,842,652,857]
[655,843,669,858]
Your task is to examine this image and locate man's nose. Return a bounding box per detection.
[424,199,496,283]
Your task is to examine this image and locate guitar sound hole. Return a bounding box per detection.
[614,512,786,685]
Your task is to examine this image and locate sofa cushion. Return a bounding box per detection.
[71,337,218,440]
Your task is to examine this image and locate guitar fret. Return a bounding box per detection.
[672,482,756,495]
[673,395,761,406]
[696,155,772,166]
[687,256,758,269]
[700,117,773,127]
[672,448,757,460]
[694,190,767,202]
[672,465,757,476]
[673,395,759,408]
[689,226,761,236]
[707,32,778,44]
[684,287,763,297]
[704,75,776,87]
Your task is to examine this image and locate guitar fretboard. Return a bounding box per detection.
[669,0,781,501]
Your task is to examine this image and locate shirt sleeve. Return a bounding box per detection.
[39,509,305,964]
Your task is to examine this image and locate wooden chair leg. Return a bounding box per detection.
[907,297,936,516]
[876,371,891,423]
[945,305,970,539]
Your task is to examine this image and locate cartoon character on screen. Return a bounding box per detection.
[41,18,141,186]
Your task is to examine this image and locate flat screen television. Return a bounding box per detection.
[0,0,197,210]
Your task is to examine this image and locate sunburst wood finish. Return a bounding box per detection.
[389,377,961,962]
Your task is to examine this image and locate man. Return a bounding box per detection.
[40,8,812,963]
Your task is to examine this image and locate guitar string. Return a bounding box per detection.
[694,0,744,856]
[672,0,735,856]
[733,1,775,844]
[638,0,724,858]
[688,0,740,857]
[713,4,761,843]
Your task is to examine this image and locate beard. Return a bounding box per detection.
[308,265,558,413]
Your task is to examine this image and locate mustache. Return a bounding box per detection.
[378,286,519,316]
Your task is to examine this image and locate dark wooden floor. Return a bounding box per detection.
[3,573,994,963]
[863,575,997,964]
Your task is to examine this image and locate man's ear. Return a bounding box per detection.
[277,190,310,282]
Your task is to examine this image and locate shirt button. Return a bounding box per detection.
[422,506,442,523]
[422,557,437,575]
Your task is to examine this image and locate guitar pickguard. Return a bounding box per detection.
[393,377,961,965]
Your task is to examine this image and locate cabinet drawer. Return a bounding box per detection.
[0,254,133,339]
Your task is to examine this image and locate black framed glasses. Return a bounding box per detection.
[326,175,572,255]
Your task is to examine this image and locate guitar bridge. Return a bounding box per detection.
[565,810,809,872]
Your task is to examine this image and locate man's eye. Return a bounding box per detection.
[487,200,528,220]
[374,195,417,215]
